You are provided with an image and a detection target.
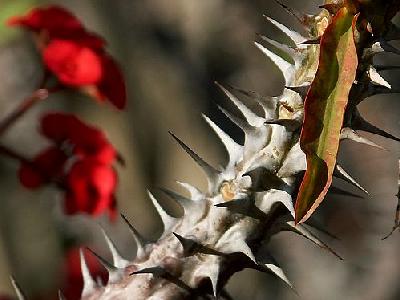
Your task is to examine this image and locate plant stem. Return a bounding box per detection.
[0,88,50,137]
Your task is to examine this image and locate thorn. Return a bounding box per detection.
[215,198,266,220]
[333,164,369,195]
[148,191,177,238]
[264,15,306,44]
[85,247,122,283]
[173,233,222,257]
[215,82,264,126]
[329,186,364,199]
[368,66,391,89]
[158,187,201,217]
[215,225,256,262]
[58,290,66,300]
[285,85,310,97]
[301,37,321,44]
[202,115,243,164]
[100,227,129,268]
[120,213,146,259]
[257,33,297,59]
[265,263,294,290]
[131,267,194,293]
[351,111,400,142]
[205,259,220,297]
[217,105,254,132]
[271,1,310,29]
[255,41,295,85]
[10,276,26,300]
[80,249,96,298]
[256,189,295,218]
[264,118,300,131]
[366,40,400,57]
[169,131,220,180]
[224,84,278,119]
[286,221,343,259]
[175,181,204,201]
[382,159,400,240]
[340,127,387,151]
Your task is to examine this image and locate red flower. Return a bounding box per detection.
[18,112,119,220]
[96,55,127,110]
[7,6,84,37]
[65,159,117,220]
[61,248,108,300]
[7,6,126,110]
[43,39,103,86]
[40,112,81,143]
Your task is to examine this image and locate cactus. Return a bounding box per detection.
[5,1,400,299]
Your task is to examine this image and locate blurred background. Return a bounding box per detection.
[0,0,399,299]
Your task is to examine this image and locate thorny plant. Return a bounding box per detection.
[0,0,400,299]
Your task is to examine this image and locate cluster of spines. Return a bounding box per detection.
[10,1,400,299]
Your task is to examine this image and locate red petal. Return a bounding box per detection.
[65,159,117,219]
[6,6,83,36]
[41,112,80,142]
[97,55,127,109]
[43,39,103,86]
[18,163,45,189]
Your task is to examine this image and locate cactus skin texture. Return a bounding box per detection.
[10,1,396,300]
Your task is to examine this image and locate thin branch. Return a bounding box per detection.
[0,89,49,136]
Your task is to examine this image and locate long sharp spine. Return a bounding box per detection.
[263,15,307,44]
[255,41,294,85]
[159,187,195,213]
[10,276,26,300]
[202,115,242,164]
[215,82,264,127]
[169,132,220,183]
[258,33,297,59]
[286,221,342,259]
[80,249,97,298]
[333,164,369,195]
[120,213,146,259]
[263,262,294,290]
[100,227,129,268]
[86,247,122,283]
[148,191,177,237]
[340,127,387,150]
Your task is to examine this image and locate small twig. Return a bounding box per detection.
[0,143,32,165]
[382,160,400,240]
[0,88,49,136]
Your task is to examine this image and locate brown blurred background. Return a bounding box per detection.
[0,0,399,299]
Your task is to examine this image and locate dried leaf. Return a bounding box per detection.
[295,8,358,223]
